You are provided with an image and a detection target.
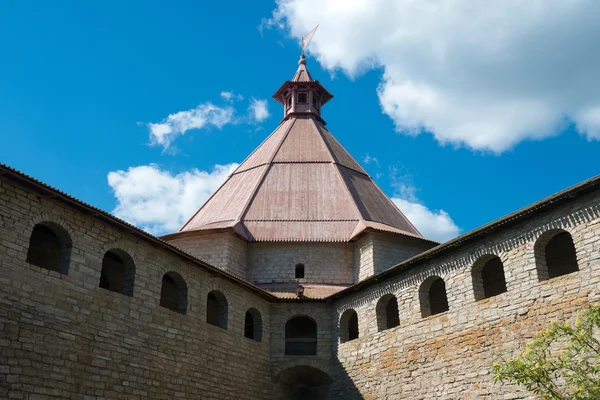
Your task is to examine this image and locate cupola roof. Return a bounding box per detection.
[272,55,333,114]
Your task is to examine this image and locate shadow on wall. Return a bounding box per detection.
[323,358,364,400]
[272,362,362,399]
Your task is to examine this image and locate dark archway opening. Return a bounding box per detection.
[547,232,578,279]
[348,312,358,341]
[26,222,72,274]
[472,255,507,301]
[99,249,135,296]
[429,278,449,315]
[420,276,449,317]
[376,294,400,331]
[292,386,316,400]
[285,316,317,355]
[339,309,359,343]
[276,365,332,400]
[207,291,228,329]
[535,230,579,281]
[159,271,187,315]
[244,308,262,342]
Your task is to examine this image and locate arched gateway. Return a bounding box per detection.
[274,364,332,400]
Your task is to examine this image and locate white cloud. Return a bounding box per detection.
[107,163,239,235]
[392,198,460,243]
[269,0,600,152]
[220,91,244,102]
[387,164,460,242]
[147,96,271,149]
[363,154,380,167]
[249,98,270,122]
[148,103,234,149]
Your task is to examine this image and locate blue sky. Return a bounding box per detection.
[1,1,599,242]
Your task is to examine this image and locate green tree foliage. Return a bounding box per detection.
[493,306,600,399]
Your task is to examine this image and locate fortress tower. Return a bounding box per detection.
[163,55,436,297]
[2,51,600,400]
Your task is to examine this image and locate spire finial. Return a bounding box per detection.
[298,54,306,66]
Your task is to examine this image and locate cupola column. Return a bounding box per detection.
[291,88,297,114]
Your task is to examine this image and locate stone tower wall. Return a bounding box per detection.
[248,242,355,285]
[168,232,247,279]
[330,190,600,399]
[0,177,273,400]
[354,232,437,282]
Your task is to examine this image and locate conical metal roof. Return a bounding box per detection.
[165,57,430,243]
[171,115,425,242]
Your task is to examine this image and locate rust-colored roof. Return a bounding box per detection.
[172,115,430,243]
[168,56,433,244]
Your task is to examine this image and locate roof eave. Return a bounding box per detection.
[272,81,334,105]
[349,220,439,244]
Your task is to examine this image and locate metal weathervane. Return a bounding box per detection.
[301,25,319,55]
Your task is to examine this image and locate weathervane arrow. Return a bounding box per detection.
[301,24,319,55]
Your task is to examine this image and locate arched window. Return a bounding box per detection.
[285,316,317,355]
[26,222,72,274]
[295,263,305,279]
[420,276,449,317]
[376,294,400,331]
[472,255,507,301]
[297,93,307,103]
[99,249,135,296]
[244,308,263,342]
[287,96,292,109]
[159,271,187,315]
[339,309,359,343]
[207,290,228,329]
[535,229,579,281]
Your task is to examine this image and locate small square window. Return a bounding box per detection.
[297,93,307,103]
[295,264,305,279]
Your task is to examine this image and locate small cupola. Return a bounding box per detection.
[272,55,333,123]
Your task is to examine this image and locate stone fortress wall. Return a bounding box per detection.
[328,189,600,399]
[0,173,274,400]
[2,163,600,400]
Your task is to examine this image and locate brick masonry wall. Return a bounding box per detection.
[0,177,272,400]
[248,242,354,285]
[330,191,600,399]
[168,232,247,279]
